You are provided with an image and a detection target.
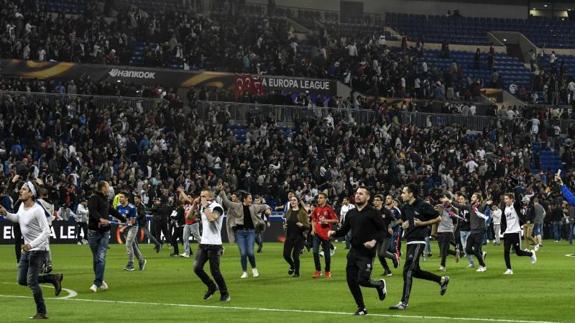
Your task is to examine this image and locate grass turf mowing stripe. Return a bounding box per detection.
[0,294,561,323]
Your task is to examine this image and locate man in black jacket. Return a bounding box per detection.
[389,184,449,310]
[135,194,161,253]
[329,187,387,316]
[151,189,173,254]
[87,181,126,293]
[449,193,489,272]
[170,194,186,257]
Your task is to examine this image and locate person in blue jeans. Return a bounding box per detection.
[455,193,474,268]
[218,186,271,279]
[87,181,126,292]
[0,181,63,320]
[550,203,563,242]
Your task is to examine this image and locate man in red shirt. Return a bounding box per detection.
[311,192,338,278]
[180,192,200,258]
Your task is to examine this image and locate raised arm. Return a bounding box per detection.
[0,205,18,223]
[560,185,575,207]
[205,205,224,222]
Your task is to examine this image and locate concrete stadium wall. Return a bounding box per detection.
[250,0,529,19]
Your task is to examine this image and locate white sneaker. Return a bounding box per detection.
[89,284,97,293]
[534,244,540,252]
[476,266,487,272]
[467,263,475,268]
[100,281,109,290]
[77,242,82,245]
[438,266,445,272]
[180,253,190,258]
[319,251,324,257]
[503,269,514,275]
[240,272,248,279]
[530,249,537,264]
[252,268,260,278]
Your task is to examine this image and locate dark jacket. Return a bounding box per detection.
[284,207,310,239]
[452,202,487,233]
[88,192,125,232]
[334,205,387,257]
[136,202,148,228]
[151,198,173,222]
[401,199,440,243]
[173,206,186,227]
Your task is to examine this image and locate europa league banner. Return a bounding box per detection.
[234,74,337,97]
[0,59,337,96]
[0,59,337,97]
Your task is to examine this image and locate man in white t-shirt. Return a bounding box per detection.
[465,159,479,173]
[193,189,230,302]
[339,196,355,249]
[501,193,537,275]
[0,181,63,320]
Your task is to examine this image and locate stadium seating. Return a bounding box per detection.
[386,12,575,48]
[423,50,532,88]
[37,0,87,14]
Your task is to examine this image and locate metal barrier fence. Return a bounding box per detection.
[0,90,167,110]
[196,101,380,125]
[1,92,572,134]
[400,111,499,131]
[197,101,575,134]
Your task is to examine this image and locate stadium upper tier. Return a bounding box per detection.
[387,12,575,49]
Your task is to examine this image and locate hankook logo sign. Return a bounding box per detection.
[108,68,156,79]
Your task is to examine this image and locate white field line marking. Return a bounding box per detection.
[0,282,77,299]
[0,293,562,323]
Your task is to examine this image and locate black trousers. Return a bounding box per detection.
[171,226,183,254]
[437,232,457,267]
[76,222,88,243]
[153,218,171,245]
[377,237,395,272]
[14,223,22,263]
[283,237,304,274]
[193,244,228,296]
[503,232,532,270]
[255,232,263,250]
[346,248,382,309]
[401,243,442,305]
[466,231,486,267]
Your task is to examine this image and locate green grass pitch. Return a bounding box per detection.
[0,241,574,322]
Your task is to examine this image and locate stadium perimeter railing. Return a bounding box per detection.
[0,91,572,134]
[0,90,167,111]
[196,101,575,133]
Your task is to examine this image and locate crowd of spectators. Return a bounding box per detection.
[0,2,574,230]
[0,0,495,105]
[525,49,575,106]
[0,91,573,237]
